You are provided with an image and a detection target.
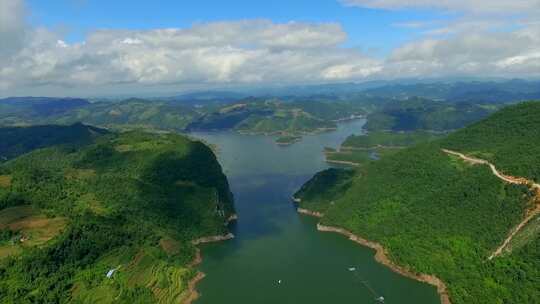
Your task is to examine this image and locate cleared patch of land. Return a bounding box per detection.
[0,205,67,258]
[0,175,12,188]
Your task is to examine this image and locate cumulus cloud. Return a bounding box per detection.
[0,8,381,95]
[2,0,540,96]
[385,24,540,77]
[341,0,540,79]
[0,0,26,57]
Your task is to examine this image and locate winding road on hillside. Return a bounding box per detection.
[442,149,540,260]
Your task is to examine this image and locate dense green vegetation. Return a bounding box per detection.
[325,147,400,166]
[0,97,89,126]
[275,135,302,145]
[0,123,107,162]
[442,101,540,182]
[299,102,540,304]
[362,79,540,103]
[342,131,444,148]
[52,98,201,132]
[0,97,367,144]
[0,98,199,132]
[294,168,355,214]
[188,99,363,137]
[1,90,510,147]
[365,98,498,132]
[0,127,234,303]
[323,130,440,166]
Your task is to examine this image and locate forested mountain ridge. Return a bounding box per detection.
[295,101,540,304]
[1,89,508,146]
[362,80,540,103]
[0,123,108,162]
[441,101,540,182]
[0,126,234,303]
[364,97,497,132]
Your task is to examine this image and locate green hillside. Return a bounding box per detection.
[342,130,444,148]
[365,98,497,132]
[441,101,540,182]
[0,128,234,303]
[50,99,201,132]
[0,123,108,162]
[296,101,540,304]
[323,130,442,166]
[187,99,363,137]
[0,97,367,144]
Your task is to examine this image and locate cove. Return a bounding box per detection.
[190,119,440,304]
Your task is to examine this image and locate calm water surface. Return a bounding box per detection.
[191,120,440,304]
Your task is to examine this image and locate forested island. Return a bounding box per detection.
[295,101,540,304]
[0,124,235,303]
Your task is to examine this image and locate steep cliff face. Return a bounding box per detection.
[0,127,234,303]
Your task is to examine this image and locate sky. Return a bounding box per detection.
[1,0,540,97]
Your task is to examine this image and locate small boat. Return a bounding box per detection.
[348,267,356,271]
[376,296,385,303]
[278,279,282,284]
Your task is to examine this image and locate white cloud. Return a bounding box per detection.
[2,0,540,96]
[384,24,540,77]
[0,10,382,95]
[0,0,26,57]
[341,0,540,14]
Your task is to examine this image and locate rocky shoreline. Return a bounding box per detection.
[184,214,238,304]
[324,159,360,166]
[298,209,451,304]
[297,207,324,218]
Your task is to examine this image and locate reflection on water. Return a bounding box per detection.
[190,119,440,304]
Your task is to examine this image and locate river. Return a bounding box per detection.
[191,119,440,304]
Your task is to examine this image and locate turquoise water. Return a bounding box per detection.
[191,120,440,304]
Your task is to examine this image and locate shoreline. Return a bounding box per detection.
[297,207,324,218]
[298,209,451,304]
[184,214,238,304]
[324,159,360,166]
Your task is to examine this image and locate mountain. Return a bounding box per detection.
[186,99,366,140]
[0,123,108,162]
[51,98,201,131]
[0,97,90,125]
[362,80,540,103]
[0,97,368,141]
[364,97,498,132]
[295,101,540,304]
[0,127,234,303]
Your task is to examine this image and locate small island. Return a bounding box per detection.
[275,134,302,146]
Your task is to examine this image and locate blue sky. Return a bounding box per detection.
[26,0,446,56]
[1,0,539,96]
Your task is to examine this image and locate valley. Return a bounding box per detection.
[0,87,538,304]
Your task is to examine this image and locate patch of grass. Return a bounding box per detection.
[0,206,36,227]
[0,246,22,259]
[504,214,540,256]
[0,175,11,188]
[0,205,67,259]
[75,193,107,215]
[65,169,96,180]
[159,238,181,256]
